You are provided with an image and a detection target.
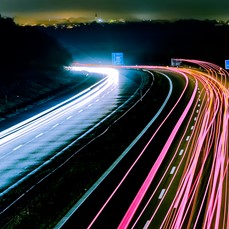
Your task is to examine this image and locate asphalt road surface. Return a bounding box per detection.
[55,62,228,229]
[0,67,151,216]
[1,61,228,229]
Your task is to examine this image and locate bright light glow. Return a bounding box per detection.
[68,66,119,84]
[83,61,229,229]
[0,67,119,147]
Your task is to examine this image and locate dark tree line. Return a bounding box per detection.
[0,16,74,115]
[43,19,229,67]
[1,16,229,78]
[0,16,72,76]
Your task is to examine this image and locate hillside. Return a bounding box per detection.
[0,16,78,118]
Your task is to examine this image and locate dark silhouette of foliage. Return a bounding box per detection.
[43,19,229,67]
[0,16,72,74]
[0,16,74,115]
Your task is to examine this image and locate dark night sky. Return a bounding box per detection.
[1,0,229,22]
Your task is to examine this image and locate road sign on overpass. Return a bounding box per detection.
[112,52,124,65]
[225,60,229,69]
[171,58,182,67]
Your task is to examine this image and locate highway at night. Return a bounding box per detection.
[0,68,119,194]
[0,61,228,229]
[56,61,228,229]
[0,67,151,221]
[118,61,229,229]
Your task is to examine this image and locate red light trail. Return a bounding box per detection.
[85,60,229,229]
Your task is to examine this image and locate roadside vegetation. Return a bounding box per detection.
[0,16,73,117]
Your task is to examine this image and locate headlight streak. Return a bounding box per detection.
[0,67,120,196]
[0,76,106,139]
[0,67,119,149]
[1,62,227,228]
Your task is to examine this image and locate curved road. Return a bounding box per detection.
[0,67,151,217]
[1,61,228,229]
[56,61,228,229]
[55,68,188,228]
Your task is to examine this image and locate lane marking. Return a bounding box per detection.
[179,149,184,155]
[66,116,72,120]
[95,99,100,102]
[170,166,176,175]
[36,133,43,138]
[186,136,190,141]
[88,104,92,107]
[191,125,194,130]
[158,189,166,199]
[52,124,59,129]
[194,117,197,121]
[143,220,150,229]
[13,145,23,151]
[78,109,83,113]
